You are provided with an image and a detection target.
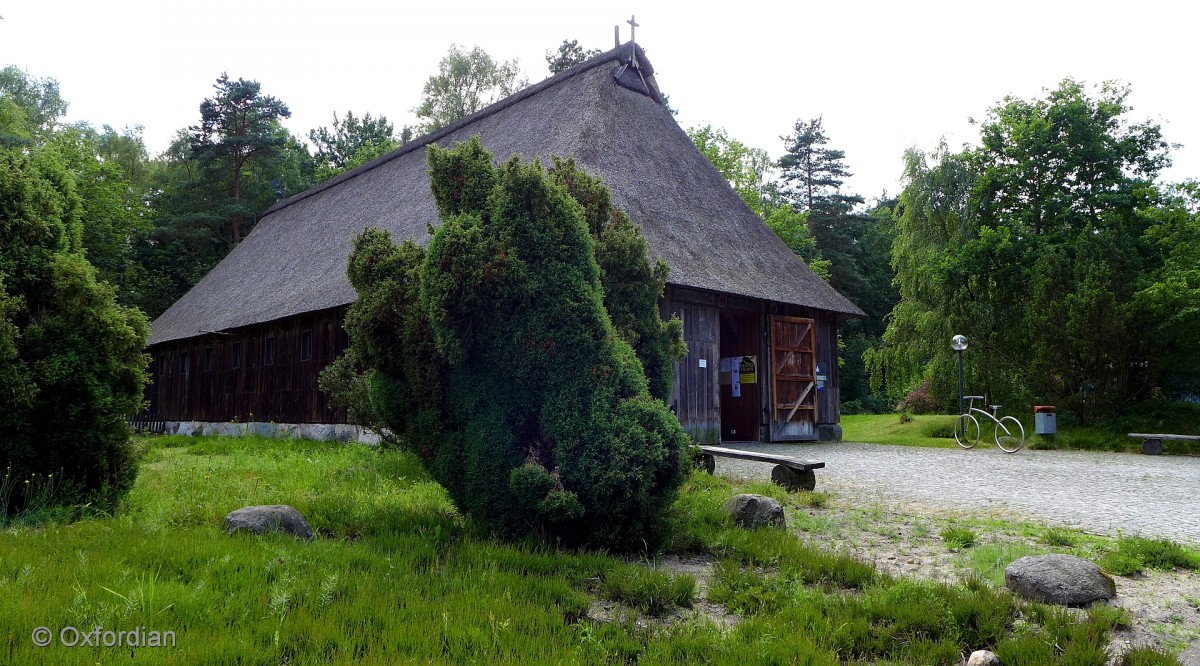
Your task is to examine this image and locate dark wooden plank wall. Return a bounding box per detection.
[669,290,720,445]
[815,310,840,425]
[148,290,844,431]
[148,306,349,423]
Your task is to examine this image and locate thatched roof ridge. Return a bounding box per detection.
[264,45,653,219]
[149,43,862,346]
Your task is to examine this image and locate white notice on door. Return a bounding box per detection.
[699,358,707,368]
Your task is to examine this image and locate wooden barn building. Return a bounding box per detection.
[147,43,864,444]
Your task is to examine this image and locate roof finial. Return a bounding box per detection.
[627,15,639,44]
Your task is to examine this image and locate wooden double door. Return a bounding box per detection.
[675,302,817,443]
[768,315,818,441]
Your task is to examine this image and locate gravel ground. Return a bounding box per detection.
[704,440,1200,661]
[713,441,1200,545]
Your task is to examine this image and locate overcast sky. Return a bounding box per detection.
[3,1,1196,201]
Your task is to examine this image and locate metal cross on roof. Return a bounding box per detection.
[627,15,639,44]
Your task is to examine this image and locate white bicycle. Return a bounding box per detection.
[954,396,1025,453]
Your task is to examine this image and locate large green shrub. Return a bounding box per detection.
[0,141,149,512]
[333,137,690,549]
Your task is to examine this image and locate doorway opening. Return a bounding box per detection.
[719,310,763,442]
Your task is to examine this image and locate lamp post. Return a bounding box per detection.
[951,335,968,415]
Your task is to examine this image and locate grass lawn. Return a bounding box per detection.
[841,413,960,448]
[0,434,1189,664]
[842,412,1200,455]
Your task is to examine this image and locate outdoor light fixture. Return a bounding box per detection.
[951,335,967,415]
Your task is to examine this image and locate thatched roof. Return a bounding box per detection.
[149,43,863,346]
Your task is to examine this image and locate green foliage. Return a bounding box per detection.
[940,525,978,550]
[0,139,148,513]
[547,156,685,403]
[414,45,527,134]
[0,65,68,140]
[686,124,834,280]
[138,77,313,317]
[315,348,396,444]
[602,565,696,615]
[545,39,601,75]
[188,72,293,245]
[1086,603,1132,631]
[1098,536,1200,576]
[308,110,403,182]
[1119,647,1184,666]
[873,81,1177,422]
[46,125,153,305]
[778,116,858,214]
[337,137,689,550]
[1041,527,1079,548]
[1132,182,1200,392]
[687,124,776,217]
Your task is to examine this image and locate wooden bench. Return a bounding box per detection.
[698,445,825,491]
[1128,433,1200,455]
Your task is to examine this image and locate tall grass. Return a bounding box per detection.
[0,433,1181,664]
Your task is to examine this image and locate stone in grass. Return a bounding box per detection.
[966,649,1000,666]
[724,494,786,530]
[1004,554,1115,606]
[224,505,314,540]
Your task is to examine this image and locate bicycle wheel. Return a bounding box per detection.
[995,416,1025,453]
[954,413,981,449]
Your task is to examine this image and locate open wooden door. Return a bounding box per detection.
[770,315,818,441]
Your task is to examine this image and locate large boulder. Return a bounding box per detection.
[1004,554,1115,606]
[724,494,786,530]
[224,505,314,540]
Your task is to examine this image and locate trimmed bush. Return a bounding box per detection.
[333,137,691,550]
[0,140,148,515]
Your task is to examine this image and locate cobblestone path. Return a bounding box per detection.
[712,441,1200,544]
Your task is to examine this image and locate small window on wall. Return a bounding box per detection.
[157,355,166,375]
[204,346,213,371]
[300,331,314,362]
[231,342,243,369]
[179,352,189,375]
[264,336,276,365]
[299,329,313,361]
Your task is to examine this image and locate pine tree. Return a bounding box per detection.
[189,73,292,245]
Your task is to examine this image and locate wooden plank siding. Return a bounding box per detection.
[147,307,349,424]
[149,288,844,440]
[814,310,840,425]
[669,290,720,445]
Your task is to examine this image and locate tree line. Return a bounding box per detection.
[693,82,1198,425]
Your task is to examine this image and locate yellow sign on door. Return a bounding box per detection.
[739,356,757,384]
